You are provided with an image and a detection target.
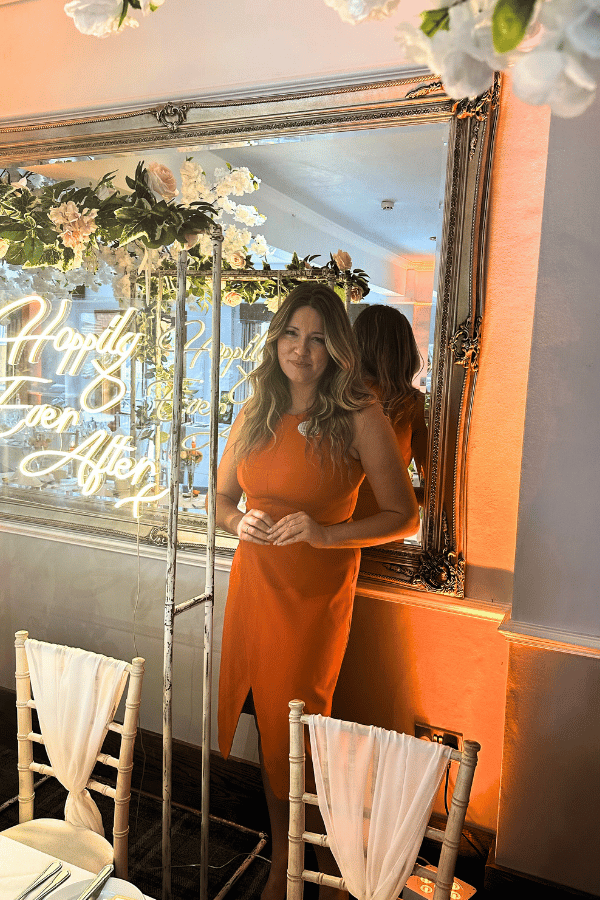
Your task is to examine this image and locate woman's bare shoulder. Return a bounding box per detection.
[351,400,388,442]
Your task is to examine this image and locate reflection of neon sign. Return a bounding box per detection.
[0,295,266,517]
[20,431,167,518]
[0,296,163,517]
[0,295,142,414]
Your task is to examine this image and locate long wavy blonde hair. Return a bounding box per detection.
[235,282,372,467]
[352,304,423,427]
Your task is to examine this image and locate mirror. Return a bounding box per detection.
[0,74,500,598]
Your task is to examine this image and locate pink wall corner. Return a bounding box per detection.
[465,77,551,603]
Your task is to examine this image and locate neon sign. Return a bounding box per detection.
[0,294,266,517]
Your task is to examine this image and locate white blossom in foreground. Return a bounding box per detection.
[395,0,599,116]
[512,49,597,116]
[64,0,166,36]
[323,0,400,24]
[64,0,137,36]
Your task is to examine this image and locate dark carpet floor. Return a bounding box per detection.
[0,747,271,900]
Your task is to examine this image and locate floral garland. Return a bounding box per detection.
[0,160,369,309]
[64,0,166,38]
[325,0,600,117]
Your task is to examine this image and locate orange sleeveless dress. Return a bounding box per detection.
[218,413,364,800]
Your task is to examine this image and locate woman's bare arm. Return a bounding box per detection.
[214,410,275,544]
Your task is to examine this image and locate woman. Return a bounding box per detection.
[352,304,428,518]
[215,283,419,900]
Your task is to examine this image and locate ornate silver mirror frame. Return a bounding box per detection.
[0,72,501,598]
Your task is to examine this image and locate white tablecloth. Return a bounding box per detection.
[0,834,94,900]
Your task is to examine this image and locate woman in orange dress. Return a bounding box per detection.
[352,304,428,520]
[215,283,419,900]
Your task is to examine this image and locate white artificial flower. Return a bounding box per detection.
[566,1,600,57]
[64,0,138,37]
[140,0,165,12]
[397,0,509,99]
[511,48,597,116]
[396,21,438,68]
[324,0,400,24]
[234,204,267,227]
[250,235,269,258]
[265,295,280,314]
[215,197,236,215]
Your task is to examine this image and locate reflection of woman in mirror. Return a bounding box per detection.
[352,304,428,519]
[214,283,419,900]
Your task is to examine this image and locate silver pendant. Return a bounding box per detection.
[298,420,309,437]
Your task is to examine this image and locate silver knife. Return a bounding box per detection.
[13,861,62,900]
[31,869,70,900]
[73,864,114,900]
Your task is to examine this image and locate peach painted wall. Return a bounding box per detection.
[465,80,551,605]
[0,0,426,121]
[334,596,508,831]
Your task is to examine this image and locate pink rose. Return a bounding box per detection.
[145,162,178,202]
[222,291,243,307]
[333,249,352,271]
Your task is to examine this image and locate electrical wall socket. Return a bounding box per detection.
[415,722,463,749]
[401,865,476,898]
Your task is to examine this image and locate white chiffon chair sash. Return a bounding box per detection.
[25,639,129,836]
[308,715,452,900]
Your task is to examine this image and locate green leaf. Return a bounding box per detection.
[492,0,536,53]
[420,7,450,38]
[49,180,75,198]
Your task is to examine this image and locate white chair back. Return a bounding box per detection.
[287,699,480,900]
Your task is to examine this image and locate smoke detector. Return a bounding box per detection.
[381,199,395,211]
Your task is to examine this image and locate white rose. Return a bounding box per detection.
[230,252,247,269]
[145,162,179,202]
[64,0,138,36]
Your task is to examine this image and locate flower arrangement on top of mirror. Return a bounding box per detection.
[0,159,269,306]
[325,0,600,117]
[0,161,214,272]
[64,0,166,38]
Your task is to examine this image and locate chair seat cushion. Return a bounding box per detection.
[2,819,114,872]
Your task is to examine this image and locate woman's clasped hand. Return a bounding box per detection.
[237,509,328,547]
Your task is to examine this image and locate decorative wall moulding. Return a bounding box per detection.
[499,616,600,659]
